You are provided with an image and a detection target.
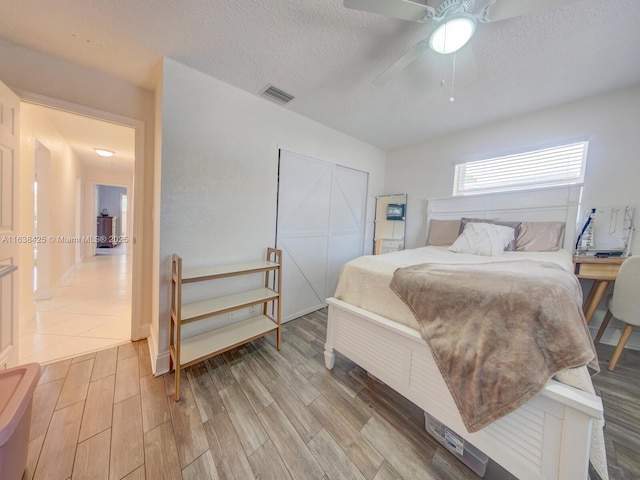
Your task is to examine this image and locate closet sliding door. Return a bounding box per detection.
[276,150,368,322]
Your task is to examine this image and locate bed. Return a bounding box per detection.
[324,186,607,480]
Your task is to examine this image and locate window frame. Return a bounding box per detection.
[453,140,589,197]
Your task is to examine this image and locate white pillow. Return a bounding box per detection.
[449,222,515,256]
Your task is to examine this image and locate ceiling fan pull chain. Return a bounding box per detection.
[450,52,457,102]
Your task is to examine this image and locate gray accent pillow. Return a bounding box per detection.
[515,221,565,251]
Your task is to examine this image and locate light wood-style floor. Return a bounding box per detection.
[22,309,640,480]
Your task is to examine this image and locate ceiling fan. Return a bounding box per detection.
[345,0,580,85]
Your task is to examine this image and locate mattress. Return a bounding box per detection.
[334,245,575,330]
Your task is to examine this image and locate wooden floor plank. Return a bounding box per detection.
[29,378,64,440]
[361,415,437,480]
[185,362,226,422]
[72,428,111,480]
[23,434,46,480]
[278,342,322,378]
[257,342,320,406]
[144,420,183,480]
[248,439,293,480]
[168,375,209,468]
[204,354,237,391]
[114,354,140,403]
[230,360,274,413]
[138,340,153,378]
[219,382,269,456]
[92,347,118,382]
[308,428,367,480]
[182,450,220,480]
[245,349,280,385]
[118,342,138,360]
[33,401,84,480]
[372,461,403,480]
[202,413,256,480]
[140,373,171,433]
[71,351,97,364]
[308,372,371,430]
[79,374,115,442]
[121,465,146,480]
[38,359,71,385]
[257,402,325,480]
[56,359,94,410]
[309,394,384,480]
[429,446,482,480]
[110,395,144,480]
[266,376,323,444]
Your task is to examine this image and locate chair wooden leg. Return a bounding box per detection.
[608,324,635,371]
[594,310,613,345]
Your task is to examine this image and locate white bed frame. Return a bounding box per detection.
[324,185,604,480]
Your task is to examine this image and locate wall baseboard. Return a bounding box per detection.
[148,328,170,375]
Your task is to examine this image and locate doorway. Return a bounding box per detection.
[34,141,52,300]
[18,98,143,364]
[95,184,128,256]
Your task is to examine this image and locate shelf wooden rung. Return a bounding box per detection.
[178,315,277,367]
[182,260,280,283]
[181,287,278,323]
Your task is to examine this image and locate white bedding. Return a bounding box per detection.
[334,245,575,330]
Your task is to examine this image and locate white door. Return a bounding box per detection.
[327,165,368,296]
[276,150,367,322]
[0,80,20,368]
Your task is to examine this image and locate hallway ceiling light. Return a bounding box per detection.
[94,148,114,157]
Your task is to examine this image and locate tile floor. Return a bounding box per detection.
[19,251,132,365]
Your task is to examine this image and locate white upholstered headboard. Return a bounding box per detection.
[426,185,582,251]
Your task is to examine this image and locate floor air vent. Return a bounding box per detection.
[260,85,294,105]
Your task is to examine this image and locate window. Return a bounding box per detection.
[453,141,588,196]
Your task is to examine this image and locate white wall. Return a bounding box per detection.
[385,85,640,252]
[385,84,640,349]
[19,103,84,330]
[153,57,386,373]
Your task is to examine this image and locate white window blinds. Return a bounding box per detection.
[453,141,588,196]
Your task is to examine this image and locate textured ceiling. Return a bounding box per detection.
[35,105,135,173]
[1,0,639,151]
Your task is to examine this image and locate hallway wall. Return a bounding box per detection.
[19,103,84,330]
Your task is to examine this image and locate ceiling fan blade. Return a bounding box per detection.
[344,0,432,23]
[373,37,431,85]
[487,0,582,22]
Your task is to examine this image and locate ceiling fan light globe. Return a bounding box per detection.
[429,16,477,54]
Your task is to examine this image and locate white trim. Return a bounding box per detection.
[149,325,170,375]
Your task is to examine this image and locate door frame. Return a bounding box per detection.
[16,90,147,340]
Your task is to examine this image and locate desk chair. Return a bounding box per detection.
[594,255,640,371]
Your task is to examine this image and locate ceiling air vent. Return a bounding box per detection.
[260,85,294,105]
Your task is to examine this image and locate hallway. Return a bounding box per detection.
[20,252,132,365]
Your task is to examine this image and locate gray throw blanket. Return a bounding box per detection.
[390,260,599,433]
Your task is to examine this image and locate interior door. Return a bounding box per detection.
[326,165,368,296]
[276,150,367,322]
[0,80,20,368]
